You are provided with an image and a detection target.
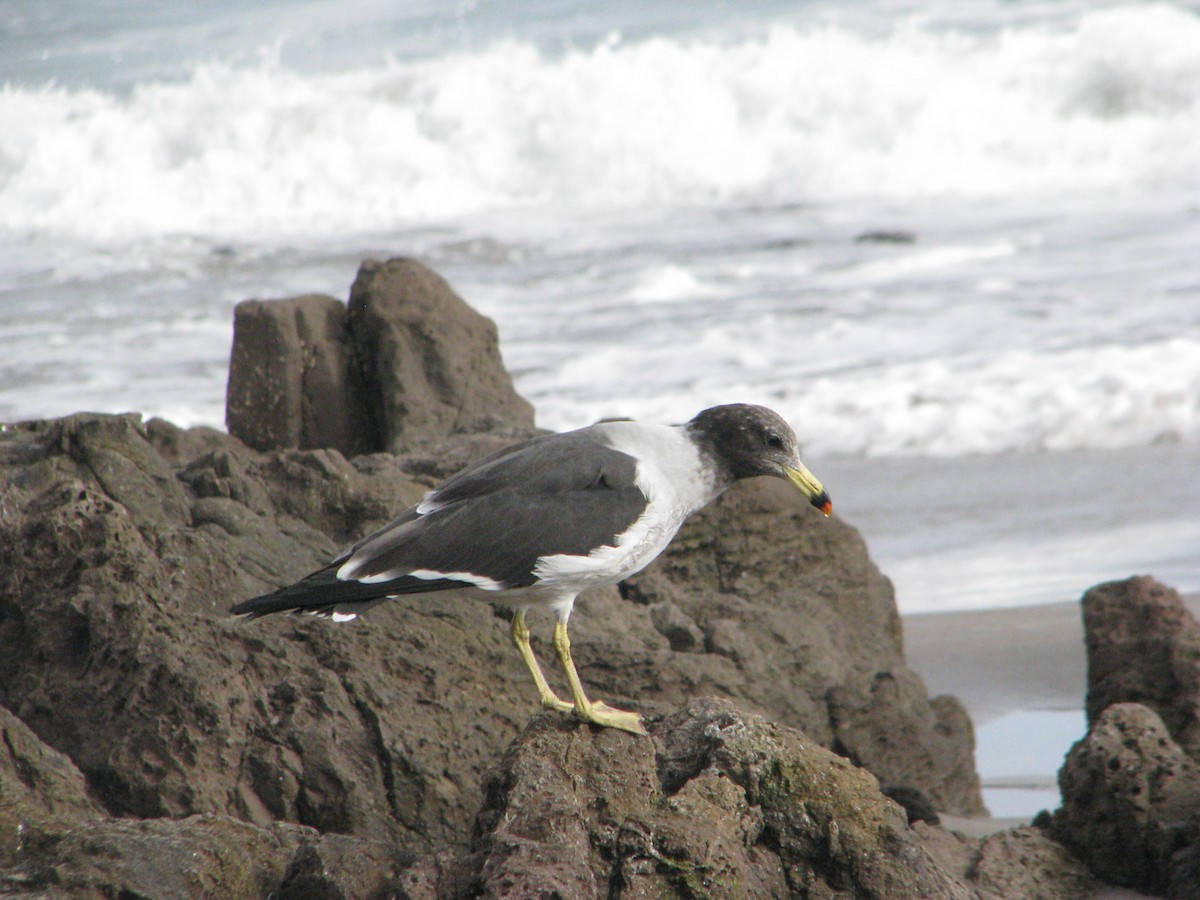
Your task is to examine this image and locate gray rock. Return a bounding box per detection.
[225,259,535,457]
[1083,575,1200,755]
[404,698,973,899]
[1052,702,1200,895]
[624,479,984,816]
[226,294,378,456]
[346,257,535,451]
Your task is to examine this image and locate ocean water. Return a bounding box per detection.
[3,0,1199,616]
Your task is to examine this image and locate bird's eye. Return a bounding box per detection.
[765,433,784,449]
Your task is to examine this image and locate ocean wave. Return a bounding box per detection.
[531,336,1200,457]
[2,4,1199,242]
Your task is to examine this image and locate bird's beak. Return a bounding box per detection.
[785,463,832,517]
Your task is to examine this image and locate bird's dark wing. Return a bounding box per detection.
[420,429,636,509]
[230,428,648,618]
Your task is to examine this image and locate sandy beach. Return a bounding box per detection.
[904,601,1089,724]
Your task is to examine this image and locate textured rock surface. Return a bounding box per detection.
[622,484,983,816]
[0,705,103,869]
[226,294,378,456]
[2,813,305,898]
[0,410,984,857]
[968,827,1099,900]
[1044,575,1200,897]
[402,698,974,900]
[346,257,535,451]
[226,258,535,456]
[1082,575,1200,755]
[1052,702,1200,896]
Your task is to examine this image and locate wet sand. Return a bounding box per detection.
[902,594,1200,724]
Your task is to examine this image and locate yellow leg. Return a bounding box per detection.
[552,619,647,735]
[511,610,573,712]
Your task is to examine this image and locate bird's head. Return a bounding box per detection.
[688,404,832,516]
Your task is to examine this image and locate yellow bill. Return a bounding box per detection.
[785,463,832,516]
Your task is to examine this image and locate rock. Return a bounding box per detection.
[0,813,304,899]
[883,784,941,825]
[225,259,535,456]
[913,821,1104,900]
[1082,575,1200,755]
[1051,702,1200,895]
[829,671,983,817]
[226,294,378,456]
[273,833,414,900]
[968,827,1099,900]
[0,414,514,845]
[407,698,972,899]
[0,704,102,867]
[346,257,535,451]
[0,406,983,861]
[649,601,705,652]
[854,229,917,244]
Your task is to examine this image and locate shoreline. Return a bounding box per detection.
[902,594,1200,825]
[902,594,1200,723]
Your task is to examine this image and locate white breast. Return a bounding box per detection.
[531,422,720,593]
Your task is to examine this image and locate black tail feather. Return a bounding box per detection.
[230,567,471,619]
[230,568,392,618]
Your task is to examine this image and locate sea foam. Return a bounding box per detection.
[528,335,1200,458]
[2,4,1199,243]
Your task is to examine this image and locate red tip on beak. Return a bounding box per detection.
[810,490,832,517]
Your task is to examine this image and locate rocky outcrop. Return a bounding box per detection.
[226,258,535,455]
[1052,702,1200,896]
[622,483,983,816]
[0,407,979,843]
[1041,575,1200,898]
[226,294,378,457]
[346,257,535,452]
[2,693,1070,899]
[1082,575,1200,755]
[404,698,973,899]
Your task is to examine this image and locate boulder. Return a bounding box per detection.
[226,294,377,456]
[225,258,535,456]
[1082,575,1200,755]
[402,698,974,899]
[346,257,535,452]
[1048,576,1200,897]
[968,827,1099,900]
[1051,702,1200,896]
